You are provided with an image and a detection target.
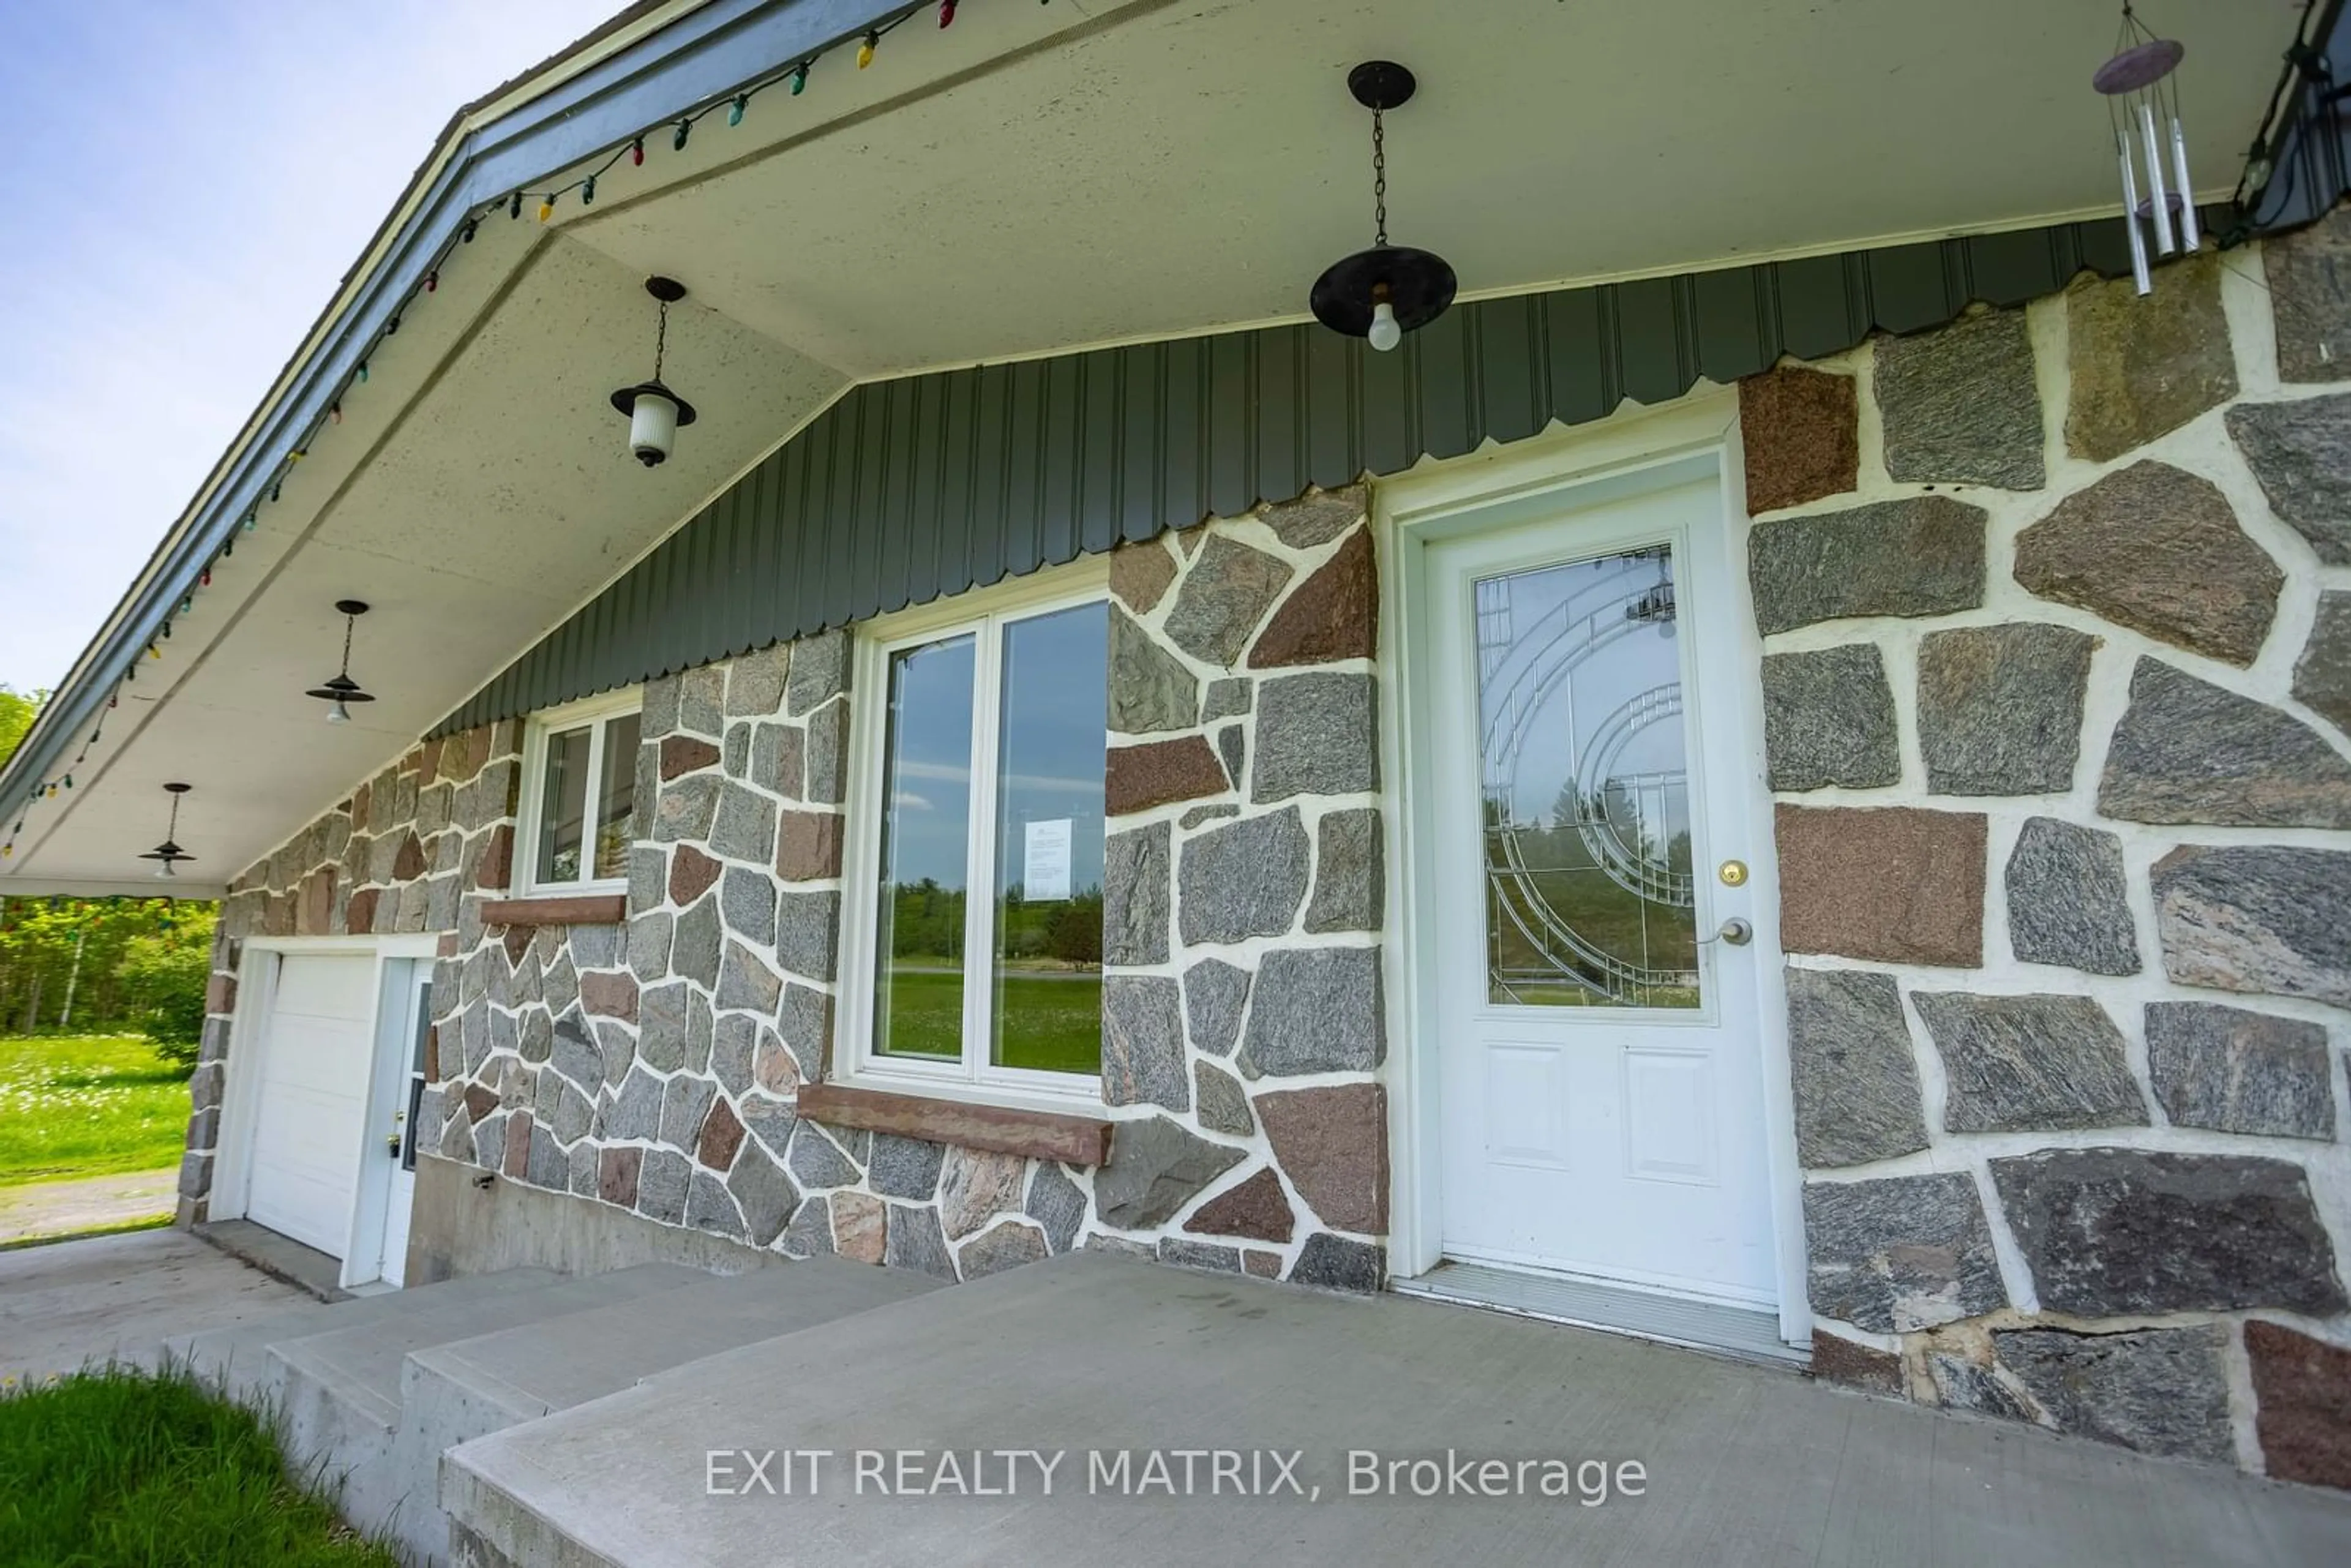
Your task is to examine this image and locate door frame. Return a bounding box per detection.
[1375,392,1812,1346]
[211,933,440,1285]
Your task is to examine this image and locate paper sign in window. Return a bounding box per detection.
[1023,819,1073,901]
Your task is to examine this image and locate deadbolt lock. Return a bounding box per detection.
[1719,860,1749,887]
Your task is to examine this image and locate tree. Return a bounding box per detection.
[0,685,41,771]
[117,909,218,1067]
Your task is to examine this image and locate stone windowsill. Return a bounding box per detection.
[797,1082,1112,1168]
[477,893,629,927]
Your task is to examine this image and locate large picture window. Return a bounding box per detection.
[519,692,642,892]
[849,576,1108,1099]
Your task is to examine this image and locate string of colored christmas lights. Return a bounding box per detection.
[0,0,1002,868]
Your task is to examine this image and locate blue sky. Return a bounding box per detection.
[0,0,618,697]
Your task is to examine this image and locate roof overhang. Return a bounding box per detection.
[2,0,2320,896]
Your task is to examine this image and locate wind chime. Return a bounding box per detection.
[2094,4,2198,295]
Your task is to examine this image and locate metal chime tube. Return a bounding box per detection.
[2139,100,2177,254]
[2118,130,2153,295]
[2170,113,2200,251]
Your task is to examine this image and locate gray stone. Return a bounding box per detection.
[726,1145,800,1248]
[1179,808,1310,944]
[737,1096,798,1161]
[524,1125,567,1190]
[548,1081,593,1144]
[1109,608,1199,735]
[1912,992,2147,1133]
[636,1149,691,1225]
[636,981,692,1071]
[722,722,750,779]
[683,1002,713,1076]
[2004,817,2140,976]
[711,1013,758,1098]
[2147,1001,2336,1140]
[1103,822,1170,967]
[1157,1238,1241,1274]
[751,722,803,800]
[2296,591,2351,735]
[1253,673,1378,802]
[1916,623,2093,795]
[1236,947,1384,1078]
[1802,1172,2006,1333]
[1093,1116,1245,1229]
[786,628,850,717]
[710,783,778,864]
[1260,487,1366,550]
[776,984,833,1081]
[1185,959,1250,1057]
[1216,724,1245,792]
[1991,1147,2347,1316]
[684,1171,746,1240]
[715,942,783,1014]
[804,699,850,806]
[2153,844,2351,1007]
[641,673,681,738]
[669,898,721,989]
[1291,1234,1384,1293]
[1995,1326,2235,1463]
[1761,645,1901,792]
[489,1007,519,1060]
[2226,393,2351,564]
[779,1196,833,1260]
[2265,206,2351,382]
[727,643,790,718]
[1164,535,1294,666]
[1303,808,1384,933]
[1193,1060,1255,1137]
[470,1113,504,1172]
[1928,1354,2037,1424]
[885,1204,956,1279]
[2100,658,2351,828]
[1024,1162,1086,1254]
[1784,969,1928,1168]
[654,775,721,842]
[1180,804,1240,830]
[658,1075,718,1152]
[1748,497,1987,635]
[519,1008,555,1065]
[596,1022,636,1087]
[678,667,726,737]
[775,891,840,981]
[2066,256,2238,462]
[549,1018,602,1094]
[868,1133,944,1200]
[2014,461,2281,666]
[721,868,775,945]
[604,1068,664,1141]
[961,1221,1051,1279]
[1203,677,1253,721]
[786,1122,860,1191]
[1103,975,1188,1111]
[1875,308,2044,489]
[569,922,622,969]
[937,1147,1025,1240]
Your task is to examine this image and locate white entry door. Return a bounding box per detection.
[1423,471,1776,1309]
[361,965,432,1287]
[246,953,376,1256]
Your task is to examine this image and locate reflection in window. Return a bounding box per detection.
[530,703,643,889]
[872,635,976,1062]
[536,726,591,884]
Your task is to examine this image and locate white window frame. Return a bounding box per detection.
[514,688,643,897]
[839,557,1111,1111]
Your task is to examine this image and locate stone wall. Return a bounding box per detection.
[1741,220,2351,1487]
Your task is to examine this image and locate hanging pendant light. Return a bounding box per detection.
[305,600,376,722]
[609,277,699,467]
[1310,61,1457,351]
[138,783,196,879]
[2094,4,2198,297]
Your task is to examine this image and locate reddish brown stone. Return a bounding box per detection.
[1106,735,1229,816]
[423,1026,441,1082]
[261,893,295,937]
[503,1111,534,1178]
[347,888,381,936]
[834,1191,885,1264]
[501,923,533,967]
[349,781,372,835]
[2248,1319,2351,1490]
[754,1033,802,1095]
[1254,1084,1387,1234]
[1112,536,1180,614]
[473,824,514,893]
[205,973,238,1016]
[462,1083,500,1121]
[401,745,426,776]
[436,931,459,958]
[1243,1249,1282,1278]
[1776,805,1986,968]
[776,811,844,882]
[1812,1332,1903,1395]
[697,1097,746,1171]
[670,844,722,905]
[1739,366,1859,514]
[419,737,445,787]
[1184,1167,1295,1243]
[298,868,336,937]
[661,734,721,781]
[579,969,640,1023]
[1249,528,1377,669]
[392,832,427,882]
[444,727,485,783]
[598,1145,642,1207]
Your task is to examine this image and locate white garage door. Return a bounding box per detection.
[244,954,375,1256]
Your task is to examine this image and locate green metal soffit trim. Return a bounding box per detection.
[436,210,2214,737]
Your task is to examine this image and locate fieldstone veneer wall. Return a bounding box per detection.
[1742,216,2351,1488]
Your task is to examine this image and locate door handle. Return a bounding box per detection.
[1705,918,1752,947]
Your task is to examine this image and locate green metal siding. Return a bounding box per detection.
[435,211,2209,735]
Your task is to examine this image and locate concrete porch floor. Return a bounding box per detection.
[446,1251,2351,1567]
[0,1227,306,1384]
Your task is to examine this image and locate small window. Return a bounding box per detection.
[849,576,1108,1099]
[520,694,642,891]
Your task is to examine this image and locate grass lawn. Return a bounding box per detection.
[0,1035,192,1187]
[877,968,1103,1075]
[0,1364,396,1566]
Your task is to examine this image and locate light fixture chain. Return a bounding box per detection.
[1371,105,1388,247]
[654,299,669,381]
[340,610,356,677]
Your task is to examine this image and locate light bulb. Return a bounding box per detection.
[1368,300,1402,353]
[328,699,351,724]
[154,861,176,880]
